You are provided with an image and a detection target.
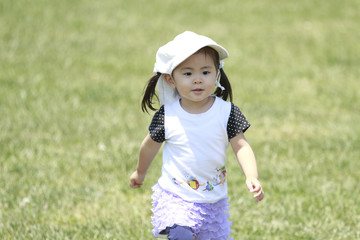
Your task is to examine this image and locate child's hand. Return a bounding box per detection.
[246,177,264,202]
[129,171,146,188]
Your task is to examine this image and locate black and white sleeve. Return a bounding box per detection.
[149,106,165,143]
[227,103,251,140]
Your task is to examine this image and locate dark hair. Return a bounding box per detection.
[141,47,233,113]
[141,72,161,113]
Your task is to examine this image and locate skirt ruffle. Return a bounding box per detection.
[151,183,233,240]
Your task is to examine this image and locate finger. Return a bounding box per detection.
[130,183,141,188]
[252,182,261,192]
[246,181,255,192]
[253,189,262,199]
[247,181,260,193]
[130,179,142,188]
[254,190,264,201]
[256,192,264,202]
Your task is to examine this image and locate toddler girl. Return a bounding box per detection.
[130,31,264,240]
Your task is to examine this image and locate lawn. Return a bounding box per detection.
[1,0,359,239]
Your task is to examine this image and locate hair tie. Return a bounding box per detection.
[216,70,225,91]
[219,61,224,69]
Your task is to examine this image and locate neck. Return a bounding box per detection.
[179,96,215,114]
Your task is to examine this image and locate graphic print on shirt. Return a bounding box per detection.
[172,166,227,192]
[217,166,227,184]
[172,176,203,190]
[203,181,216,191]
[172,178,184,185]
[186,176,205,190]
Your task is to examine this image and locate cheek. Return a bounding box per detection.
[175,81,190,90]
[205,75,217,84]
[173,76,189,86]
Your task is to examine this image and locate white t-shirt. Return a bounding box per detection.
[149,97,250,203]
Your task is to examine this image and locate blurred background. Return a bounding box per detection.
[1,0,359,239]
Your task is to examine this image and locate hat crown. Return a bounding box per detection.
[154,31,228,74]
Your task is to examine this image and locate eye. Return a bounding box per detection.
[184,72,192,76]
[202,71,211,75]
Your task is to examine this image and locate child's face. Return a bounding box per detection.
[164,51,217,108]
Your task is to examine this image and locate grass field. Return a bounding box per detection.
[1,0,359,239]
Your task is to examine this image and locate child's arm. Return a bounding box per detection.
[230,132,264,202]
[129,133,162,188]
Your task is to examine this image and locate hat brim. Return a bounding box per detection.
[170,43,229,75]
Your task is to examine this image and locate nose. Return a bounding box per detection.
[193,73,203,84]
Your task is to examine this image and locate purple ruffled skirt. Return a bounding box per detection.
[151,183,233,240]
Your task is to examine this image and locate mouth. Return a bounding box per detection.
[192,88,204,94]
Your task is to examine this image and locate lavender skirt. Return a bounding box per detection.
[151,184,233,240]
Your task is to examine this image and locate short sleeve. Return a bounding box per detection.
[227,103,251,139]
[149,106,165,143]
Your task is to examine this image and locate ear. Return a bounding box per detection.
[163,74,176,89]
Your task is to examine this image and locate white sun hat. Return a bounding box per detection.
[153,31,229,105]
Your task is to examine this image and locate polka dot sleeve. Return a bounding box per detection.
[227,103,251,139]
[149,106,165,143]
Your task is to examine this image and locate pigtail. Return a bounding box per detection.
[141,72,161,113]
[214,68,233,102]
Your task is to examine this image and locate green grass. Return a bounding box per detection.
[1,0,359,239]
